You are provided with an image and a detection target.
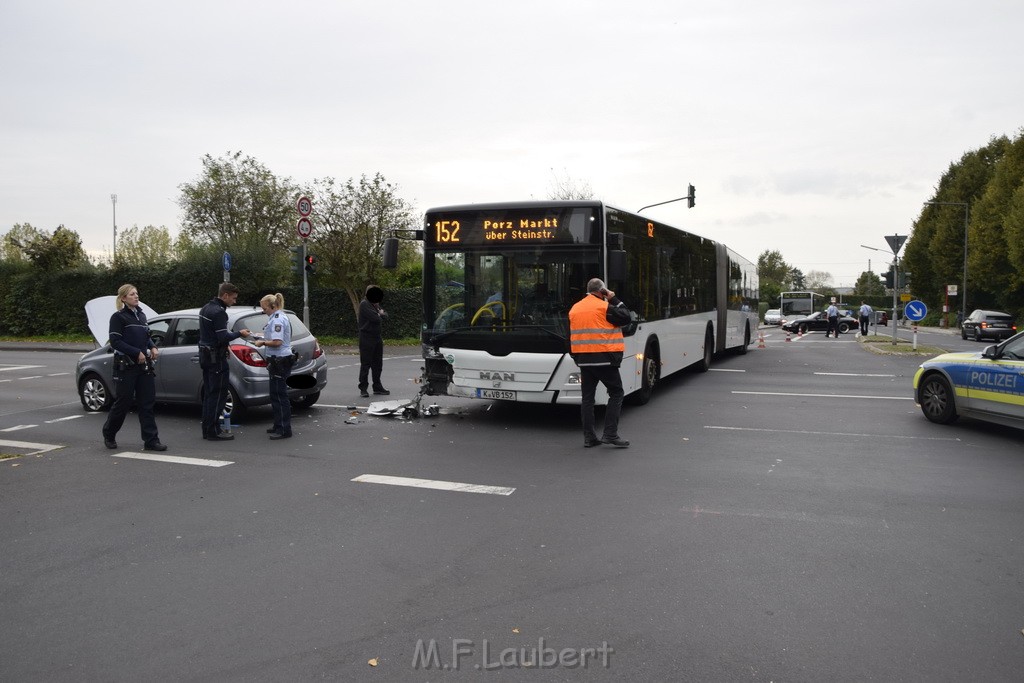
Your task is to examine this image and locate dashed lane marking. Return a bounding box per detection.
[705,425,959,441]
[732,390,912,400]
[352,474,515,496]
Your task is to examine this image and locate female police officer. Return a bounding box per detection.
[254,293,293,439]
[102,284,167,451]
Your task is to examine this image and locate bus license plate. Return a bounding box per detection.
[478,389,516,400]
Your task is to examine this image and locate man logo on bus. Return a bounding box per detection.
[480,371,515,382]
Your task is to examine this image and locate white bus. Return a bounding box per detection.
[384,201,758,405]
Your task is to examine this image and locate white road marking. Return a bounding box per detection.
[732,390,912,400]
[111,452,233,467]
[0,438,62,455]
[705,425,959,441]
[47,372,71,377]
[710,368,746,372]
[0,365,44,372]
[815,372,896,377]
[20,376,44,380]
[1,425,37,432]
[352,474,515,496]
[45,415,85,423]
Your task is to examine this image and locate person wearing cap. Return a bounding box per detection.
[358,284,389,398]
[198,282,251,440]
[826,302,840,338]
[568,278,633,448]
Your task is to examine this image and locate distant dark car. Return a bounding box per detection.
[914,330,1024,429]
[960,309,1017,342]
[76,299,328,418]
[781,310,858,335]
[876,311,889,326]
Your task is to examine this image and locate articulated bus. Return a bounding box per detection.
[384,200,758,405]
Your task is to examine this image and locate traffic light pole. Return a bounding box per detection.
[891,260,898,346]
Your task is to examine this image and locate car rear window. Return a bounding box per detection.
[986,315,1013,323]
[235,312,311,340]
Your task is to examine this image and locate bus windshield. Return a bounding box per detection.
[428,246,601,352]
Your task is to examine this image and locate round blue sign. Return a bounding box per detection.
[222,251,232,271]
[904,300,927,322]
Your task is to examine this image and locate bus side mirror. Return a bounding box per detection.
[622,310,639,337]
[382,237,399,268]
[609,250,626,281]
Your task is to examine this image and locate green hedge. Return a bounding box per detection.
[0,267,422,339]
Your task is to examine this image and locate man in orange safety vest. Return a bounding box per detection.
[568,278,634,448]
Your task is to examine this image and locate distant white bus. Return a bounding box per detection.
[780,291,823,320]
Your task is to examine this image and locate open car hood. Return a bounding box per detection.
[85,296,160,347]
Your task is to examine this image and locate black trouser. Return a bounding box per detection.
[201,359,230,437]
[580,364,625,440]
[358,335,384,391]
[103,363,159,446]
[267,356,292,434]
[827,316,839,337]
[859,315,870,335]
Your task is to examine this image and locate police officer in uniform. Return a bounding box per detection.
[254,293,293,439]
[102,284,166,451]
[568,278,633,448]
[198,283,251,441]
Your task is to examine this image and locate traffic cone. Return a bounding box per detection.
[758,332,766,349]
[785,329,791,342]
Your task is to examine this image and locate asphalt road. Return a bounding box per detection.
[2,332,1022,681]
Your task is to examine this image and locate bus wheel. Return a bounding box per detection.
[697,326,713,372]
[630,342,660,405]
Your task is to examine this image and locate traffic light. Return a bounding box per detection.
[289,245,304,275]
[882,270,894,288]
[898,272,911,289]
[304,253,316,274]
[686,184,696,209]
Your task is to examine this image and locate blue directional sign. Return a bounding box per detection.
[222,251,232,271]
[904,300,927,322]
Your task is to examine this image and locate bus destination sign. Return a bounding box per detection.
[425,209,588,247]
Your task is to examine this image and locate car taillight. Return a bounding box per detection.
[230,344,267,367]
[312,340,322,359]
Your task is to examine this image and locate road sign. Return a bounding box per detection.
[884,234,907,254]
[904,300,927,322]
[296,196,312,216]
[296,217,313,239]
[946,285,958,296]
[222,251,231,271]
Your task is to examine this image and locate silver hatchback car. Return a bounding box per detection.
[76,298,328,417]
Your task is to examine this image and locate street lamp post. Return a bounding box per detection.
[924,201,969,324]
[111,193,118,263]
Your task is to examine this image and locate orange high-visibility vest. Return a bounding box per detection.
[569,294,625,355]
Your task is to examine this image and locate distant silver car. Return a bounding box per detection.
[763,308,781,325]
[75,298,328,417]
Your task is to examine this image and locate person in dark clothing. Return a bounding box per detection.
[568,278,634,448]
[198,283,251,440]
[358,284,389,398]
[102,284,166,451]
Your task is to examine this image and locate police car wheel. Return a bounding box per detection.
[79,373,112,412]
[919,374,958,424]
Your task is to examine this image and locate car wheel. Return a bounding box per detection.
[79,373,112,412]
[961,327,967,340]
[291,390,321,410]
[799,323,808,335]
[838,322,851,334]
[226,385,247,420]
[919,373,959,424]
[973,327,982,342]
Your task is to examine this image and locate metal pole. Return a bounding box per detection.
[891,260,898,346]
[302,240,310,328]
[110,193,117,262]
[961,205,969,322]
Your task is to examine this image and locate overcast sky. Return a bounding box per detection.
[2,0,1021,287]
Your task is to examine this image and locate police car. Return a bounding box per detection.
[913,330,1024,429]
